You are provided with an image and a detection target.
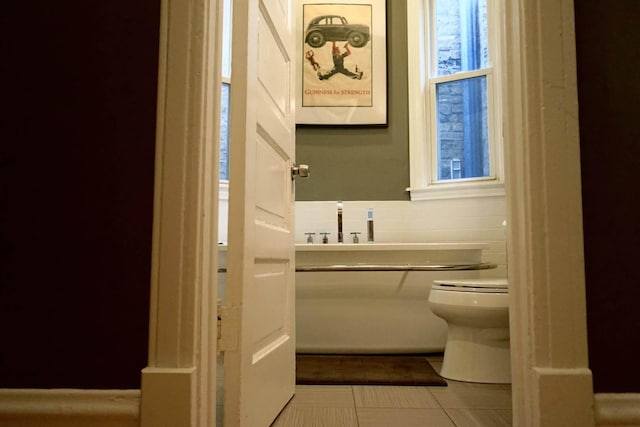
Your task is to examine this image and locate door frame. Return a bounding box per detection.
[503,0,593,425]
[142,1,594,427]
[140,0,223,425]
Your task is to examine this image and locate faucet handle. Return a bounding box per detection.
[304,232,315,244]
[319,232,330,244]
[350,232,361,244]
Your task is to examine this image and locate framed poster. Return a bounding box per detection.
[295,0,387,125]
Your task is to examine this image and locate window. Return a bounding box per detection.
[217,0,232,243]
[219,0,232,181]
[407,0,504,200]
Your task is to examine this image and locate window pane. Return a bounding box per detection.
[435,75,489,180]
[219,83,230,180]
[434,0,488,76]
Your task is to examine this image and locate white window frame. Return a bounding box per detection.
[406,0,505,201]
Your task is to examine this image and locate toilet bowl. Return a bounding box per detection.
[428,278,510,384]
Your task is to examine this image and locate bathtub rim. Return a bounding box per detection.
[295,242,489,251]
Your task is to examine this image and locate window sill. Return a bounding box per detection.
[406,180,505,201]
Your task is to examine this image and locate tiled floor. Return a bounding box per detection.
[270,355,512,427]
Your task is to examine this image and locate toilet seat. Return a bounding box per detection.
[432,278,508,293]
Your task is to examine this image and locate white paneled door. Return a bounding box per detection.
[224,0,296,425]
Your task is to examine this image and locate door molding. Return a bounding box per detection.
[141,0,222,426]
[504,0,594,425]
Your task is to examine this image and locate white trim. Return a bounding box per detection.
[504,0,594,425]
[141,368,198,427]
[407,0,429,194]
[0,389,139,425]
[430,68,491,84]
[532,368,595,426]
[141,0,222,425]
[407,179,504,201]
[594,394,640,426]
[219,179,229,201]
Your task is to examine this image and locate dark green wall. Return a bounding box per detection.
[295,0,411,201]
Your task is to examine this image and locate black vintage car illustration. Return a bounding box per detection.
[304,15,370,48]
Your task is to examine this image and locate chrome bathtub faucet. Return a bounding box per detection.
[337,201,344,243]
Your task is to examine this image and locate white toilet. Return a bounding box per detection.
[428,278,511,384]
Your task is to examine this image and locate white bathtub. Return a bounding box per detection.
[295,242,490,354]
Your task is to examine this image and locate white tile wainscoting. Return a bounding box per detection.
[295,198,508,278]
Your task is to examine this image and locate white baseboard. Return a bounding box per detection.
[595,393,640,427]
[0,389,140,427]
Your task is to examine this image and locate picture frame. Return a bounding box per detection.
[295,0,387,125]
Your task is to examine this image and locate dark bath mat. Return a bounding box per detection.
[296,354,447,386]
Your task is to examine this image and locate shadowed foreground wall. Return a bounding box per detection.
[0,1,160,388]
[575,0,640,393]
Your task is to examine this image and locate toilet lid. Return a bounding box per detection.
[433,278,508,290]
